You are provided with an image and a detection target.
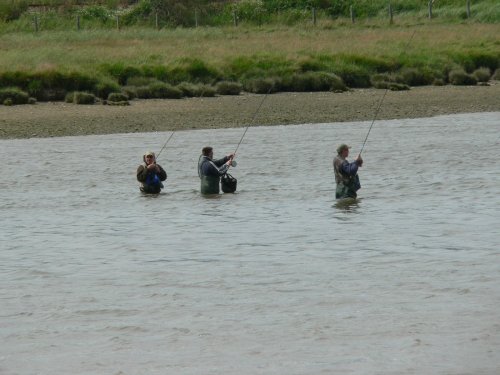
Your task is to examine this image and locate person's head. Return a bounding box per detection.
[143,151,156,165]
[337,144,350,157]
[202,146,213,158]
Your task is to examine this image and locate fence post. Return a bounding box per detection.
[77,15,80,30]
[389,3,393,24]
[312,8,316,26]
[195,9,198,27]
[116,15,120,30]
[428,1,433,19]
[34,14,39,32]
[466,0,471,18]
[350,5,355,24]
[233,10,238,27]
[155,12,159,29]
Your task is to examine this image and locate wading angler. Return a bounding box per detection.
[198,146,236,195]
[333,144,363,199]
[136,151,167,194]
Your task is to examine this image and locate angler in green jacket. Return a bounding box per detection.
[198,146,235,194]
[333,144,363,199]
[137,151,167,194]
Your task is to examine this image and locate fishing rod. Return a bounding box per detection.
[232,87,273,160]
[359,30,416,156]
[155,131,175,159]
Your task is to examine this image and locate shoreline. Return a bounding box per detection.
[1,84,499,139]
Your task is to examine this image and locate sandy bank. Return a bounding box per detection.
[0,84,499,139]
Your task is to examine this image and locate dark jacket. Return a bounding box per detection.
[137,164,167,194]
[333,155,361,199]
[198,155,230,194]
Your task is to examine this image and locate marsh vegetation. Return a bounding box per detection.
[0,1,498,105]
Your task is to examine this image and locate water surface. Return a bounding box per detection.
[1,113,499,375]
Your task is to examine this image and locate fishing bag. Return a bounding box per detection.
[221,173,237,193]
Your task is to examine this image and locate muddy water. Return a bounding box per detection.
[1,112,499,375]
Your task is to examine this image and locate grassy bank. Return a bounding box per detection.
[0,23,499,104]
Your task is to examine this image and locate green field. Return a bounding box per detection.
[0,1,499,104]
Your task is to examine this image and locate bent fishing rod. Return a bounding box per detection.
[359,30,416,157]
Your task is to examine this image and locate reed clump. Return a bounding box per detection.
[472,67,491,82]
[66,91,96,104]
[215,81,243,95]
[0,87,29,105]
[448,68,478,85]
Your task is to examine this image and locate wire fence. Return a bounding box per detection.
[23,0,478,32]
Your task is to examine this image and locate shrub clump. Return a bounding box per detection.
[0,87,29,105]
[73,92,96,105]
[280,72,346,92]
[399,67,436,86]
[196,84,217,97]
[472,67,491,83]
[216,81,243,95]
[122,86,138,100]
[175,82,215,97]
[93,78,121,99]
[448,69,478,85]
[370,73,397,88]
[148,82,183,99]
[107,92,129,102]
[244,77,279,94]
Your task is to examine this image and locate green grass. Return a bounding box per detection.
[0,22,498,102]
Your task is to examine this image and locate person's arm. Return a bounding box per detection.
[341,160,359,176]
[156,164,167,181]
[212,156,230,167]
[202,153,233,176]
[137,165,148,182]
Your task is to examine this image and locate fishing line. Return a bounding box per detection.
[359,30,416,156]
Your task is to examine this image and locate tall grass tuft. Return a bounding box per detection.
[94,78,120,98]
[244,77,279,94]
[448,68,478,85]
[215,81,243,95]
[279,72,346,92]
[0,87,29,105]
[472,67,491,82]
[73,91,96,105]
[148,82,183,99]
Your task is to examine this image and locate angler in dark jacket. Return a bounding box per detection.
[333,144,363,199]
[137,151,167,194]
[198,146,235,194]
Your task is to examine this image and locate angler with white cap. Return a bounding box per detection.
[333,144,363,199]
[136,151,167,194]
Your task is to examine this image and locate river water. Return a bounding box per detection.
[1,112,499,375]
